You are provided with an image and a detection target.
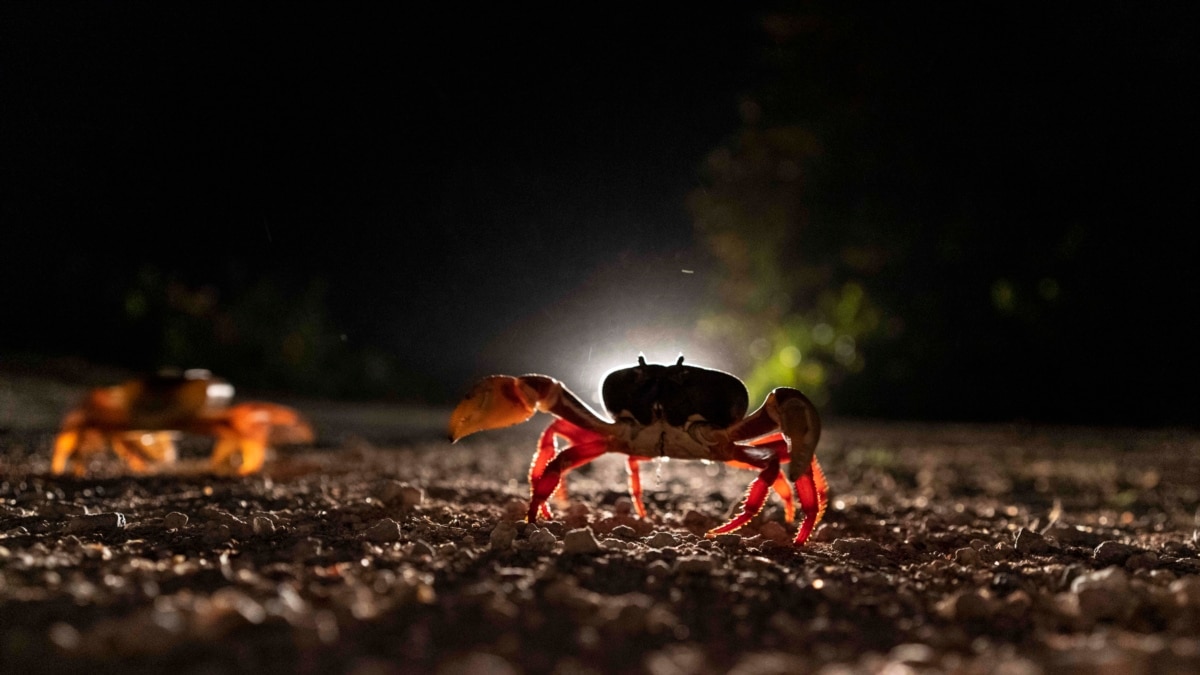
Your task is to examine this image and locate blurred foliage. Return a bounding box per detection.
[121,266,432,399]
[690,120,882,407]
[689,105,897,409]
[687,6,1129,420]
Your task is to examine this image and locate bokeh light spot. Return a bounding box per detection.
[991,279,1016,313]
[812,323,834,345]
[779,345,802,368]
[1038,277,1060,301]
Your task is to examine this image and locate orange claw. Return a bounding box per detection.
[448,375,538,442]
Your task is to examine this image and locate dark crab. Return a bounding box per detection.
[449,356,827,545]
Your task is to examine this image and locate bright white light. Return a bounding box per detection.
[206,382,235,402]
[478,252,737,412]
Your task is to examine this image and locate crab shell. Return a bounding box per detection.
[601,358,748,429]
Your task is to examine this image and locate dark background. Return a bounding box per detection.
[1,4,1196,425]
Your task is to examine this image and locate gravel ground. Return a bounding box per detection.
[3,383,1200,674]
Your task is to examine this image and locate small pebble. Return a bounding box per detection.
[563,527,601,555]
[954,547,980,566]
[646,560,671,576]
[364,518,402,543]
[411,540,435,557]
[527,527,557,552]
[380,482,424,508]
[610,525,638,540]
[890,643,937,665]
[1014,528,1052,555]
[946,590,995,621]
[1071,567,1133,621]
[502,500,527,521]
[1094,540,1137,565]
[646,532,679,549]
[252,516,275,536]
[1170,576,1200,606]
[714,533,742,547]
[490,521,517,550]
[63,513,126,535]
[163,512,189,530]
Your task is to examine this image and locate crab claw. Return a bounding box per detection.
[448,375,538,442]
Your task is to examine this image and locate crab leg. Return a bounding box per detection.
[707,445,781,537]
[51,429,81,475]
[527,439,609,522]
[205,403,312,474]
[726,435,796,523]
[727,388,826,544]
[535,420,650,519]
[531,423,560,519]
[110,437,153,472]
[793,456,828,544]
[626,457,648,518]
[531,419,603,518]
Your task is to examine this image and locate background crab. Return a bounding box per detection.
[52,369,313,475]
[449,356,827,545]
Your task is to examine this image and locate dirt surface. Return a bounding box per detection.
[3,380,1200,673]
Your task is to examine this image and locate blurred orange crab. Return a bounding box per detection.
[52,369,313,475]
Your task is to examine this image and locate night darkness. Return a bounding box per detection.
[2,4,1197,425]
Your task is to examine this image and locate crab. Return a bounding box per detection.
[52,369,313,476]
[448,356,827,545]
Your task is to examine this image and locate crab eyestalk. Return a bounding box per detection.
[448,375,538,442]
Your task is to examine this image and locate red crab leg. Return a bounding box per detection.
[726,388,825,544]
[735,433,796,522]
[707,445,781,537]
[531,423,559,519]
[527,439,609,522]
[793,455,828,544]
[626,457,647,518]
[531,419,603,518]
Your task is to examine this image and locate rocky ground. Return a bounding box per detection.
[2,374,1200,673]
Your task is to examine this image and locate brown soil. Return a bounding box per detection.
[3,389,1200,674]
